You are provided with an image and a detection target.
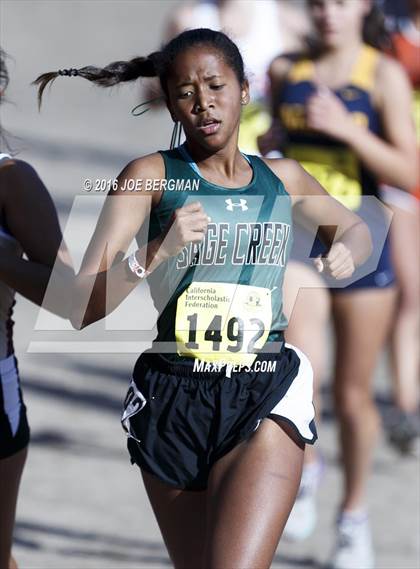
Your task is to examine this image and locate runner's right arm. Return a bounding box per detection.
[71,153,209,329]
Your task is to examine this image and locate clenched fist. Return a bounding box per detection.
[159,201,211,259]
[314,241,355,280]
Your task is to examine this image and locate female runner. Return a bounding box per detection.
[0,49,73,569]
[260,0,417,566]
[35,28,371,568]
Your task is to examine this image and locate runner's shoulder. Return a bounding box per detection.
[373,52,412,108]
[269,51,306,82]
[0,157,38,181]
[260,156,305,196]
[377,51,408,81]
[120,152,165,182]
[113,152,165,204]
[0,158,48,204]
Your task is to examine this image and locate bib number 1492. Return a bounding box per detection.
[175,282,272,365]
[185,312,265,353]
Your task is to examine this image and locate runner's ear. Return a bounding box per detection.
[240,80,250,105]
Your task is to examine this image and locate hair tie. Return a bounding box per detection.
[131,95,165,116]
[58,68,79,77]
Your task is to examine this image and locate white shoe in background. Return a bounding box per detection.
[326,510,375,569]
[283,456,324,542]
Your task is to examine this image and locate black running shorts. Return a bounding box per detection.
[121,340,317,491]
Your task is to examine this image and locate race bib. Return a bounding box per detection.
[287,145,362,210]
[175,281,272,366]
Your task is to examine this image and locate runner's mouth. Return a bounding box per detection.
[196,119,221,135]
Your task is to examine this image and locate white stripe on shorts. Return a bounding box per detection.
[0,354,21,436]
[269,343,316,442]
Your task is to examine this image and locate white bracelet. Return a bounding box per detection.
[128,252,150,279]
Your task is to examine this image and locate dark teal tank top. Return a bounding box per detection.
[140,144,293,364]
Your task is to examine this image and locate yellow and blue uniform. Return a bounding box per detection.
[277,45,395,290]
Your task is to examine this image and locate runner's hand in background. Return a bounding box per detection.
[314,241,355,279]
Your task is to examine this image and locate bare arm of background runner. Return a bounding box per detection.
[0,160,74,318]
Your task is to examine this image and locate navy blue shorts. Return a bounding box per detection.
[0,355,30,459]
[121,340,317,491]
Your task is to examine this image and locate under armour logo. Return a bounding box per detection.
[225,198,248,211]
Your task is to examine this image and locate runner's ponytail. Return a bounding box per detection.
[33,52,162,109]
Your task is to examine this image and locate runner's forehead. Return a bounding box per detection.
[168,48,232,85]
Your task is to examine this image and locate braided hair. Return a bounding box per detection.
[33,28,247,109]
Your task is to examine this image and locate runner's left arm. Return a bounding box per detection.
[265,158,373,279]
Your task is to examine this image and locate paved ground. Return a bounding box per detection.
[2,2,420,568]
[12,319,420,569]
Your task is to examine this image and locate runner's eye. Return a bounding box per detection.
[178,90,194,99]
[210,84,225,90]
